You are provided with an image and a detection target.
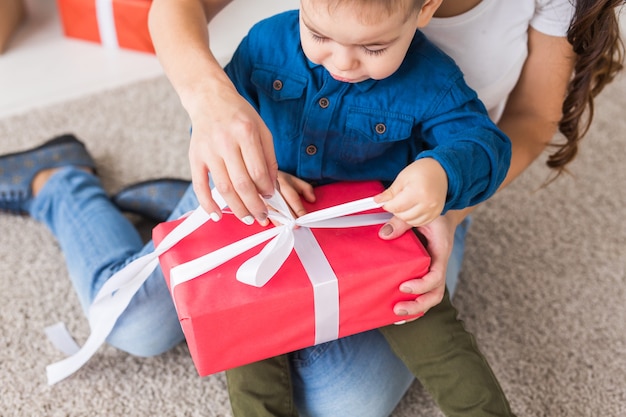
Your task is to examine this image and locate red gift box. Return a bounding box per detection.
[57,0,154,53]
[153,181,430,376]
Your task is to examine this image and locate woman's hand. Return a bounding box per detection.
[372,158,454,319]
[188,87,278,225]
[379,212,459,319]
[149,0,278,225]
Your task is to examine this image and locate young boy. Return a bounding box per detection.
[222,0,515,416]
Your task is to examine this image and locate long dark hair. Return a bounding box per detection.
[549,0,625,171]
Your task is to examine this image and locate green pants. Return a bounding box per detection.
[226,290,515,417]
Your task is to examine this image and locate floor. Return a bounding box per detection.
[0,0,298,119]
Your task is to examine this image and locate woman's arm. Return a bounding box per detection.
[149,0,277,225]
[495,28,576,188]
[385,28,576,317]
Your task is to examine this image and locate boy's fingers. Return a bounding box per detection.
[373,186,395,204]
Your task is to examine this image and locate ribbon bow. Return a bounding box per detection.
[170,191,392,290]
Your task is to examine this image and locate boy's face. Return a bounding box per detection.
[299,0,421,83]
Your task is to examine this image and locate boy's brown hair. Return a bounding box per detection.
[317,0,425,23]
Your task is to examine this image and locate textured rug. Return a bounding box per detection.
[1,60,625,417]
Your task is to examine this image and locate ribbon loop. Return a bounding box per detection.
[237,227,295,287]
[229,194,390,289]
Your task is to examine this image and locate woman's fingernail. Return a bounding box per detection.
[209,212,220,222]
[400,285,413,294]
[380,223,393,237]
[242,215,255,225]
[395,309,408,316]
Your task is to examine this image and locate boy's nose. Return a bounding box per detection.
[332,48,357,72]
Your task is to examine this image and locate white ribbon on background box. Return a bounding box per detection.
[45,188,391,385]
[96,0,119,48]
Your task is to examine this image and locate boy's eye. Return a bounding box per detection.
[310,32,327,43]
[363,47,387,56]
[308,30,386,56]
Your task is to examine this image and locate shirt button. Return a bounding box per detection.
[306,145,317,155]
[375,123,386,134]
[272,80,283,90]
[318,97,329,108]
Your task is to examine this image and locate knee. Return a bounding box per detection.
[292,332,414,417]
[106,304,185,357]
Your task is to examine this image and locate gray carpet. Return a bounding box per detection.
[1,64,625,417]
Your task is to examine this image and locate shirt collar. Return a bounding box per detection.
[306,59,378,92]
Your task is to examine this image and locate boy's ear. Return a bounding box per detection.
[416,0,444,27]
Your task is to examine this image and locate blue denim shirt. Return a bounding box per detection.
[224,10,511,212]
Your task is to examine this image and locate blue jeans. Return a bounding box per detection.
[31,168,470,417]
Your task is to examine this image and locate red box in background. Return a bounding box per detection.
[153,181,431,376]
[57,0,154,53]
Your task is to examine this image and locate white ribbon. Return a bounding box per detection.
[96,0,118,48]
[45,188,389,385]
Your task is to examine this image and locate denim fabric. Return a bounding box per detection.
[290,329,414,417]
[224,10,511,212]
[29,167,197,356]
[446,216,472,296]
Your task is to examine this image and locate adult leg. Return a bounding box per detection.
[30,168,199,356]
[446,216,472,297]
[289,330,414,417]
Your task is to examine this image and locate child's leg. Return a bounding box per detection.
[226,354,298,417]
[378,290,516,417]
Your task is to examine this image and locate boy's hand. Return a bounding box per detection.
[374,158,448,228]
[273,172,316,218]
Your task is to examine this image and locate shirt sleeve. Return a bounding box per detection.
[417,76,512,213]
[224,29,260,111]
[531,0,575,37]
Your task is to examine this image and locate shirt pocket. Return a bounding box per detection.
[251,66,308,142]
[342,107,415,163]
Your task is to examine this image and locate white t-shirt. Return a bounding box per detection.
[422,0,575,122]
